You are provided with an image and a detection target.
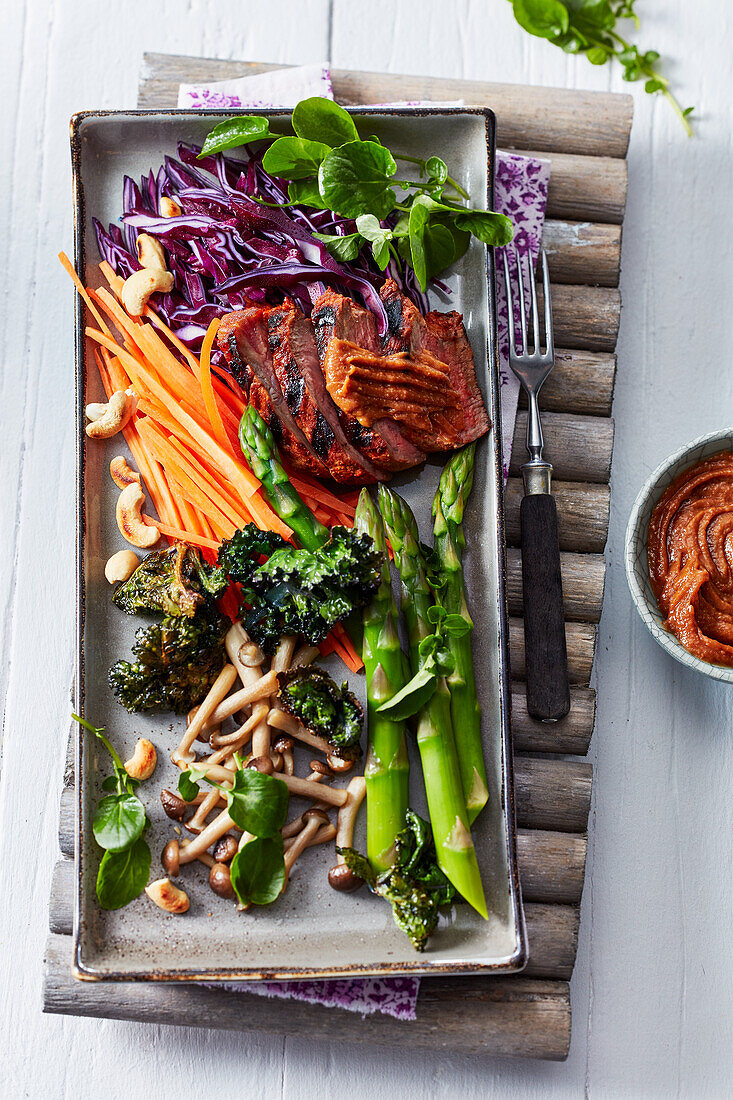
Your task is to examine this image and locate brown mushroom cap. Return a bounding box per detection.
[209,862,235,899]
[246,754,274,775]
[309,759,334,777]
[161,789,188,822]
[328,863,364,892]
[303,807,330,828]
[273,735,295,754]
[161,839,180,877]
[326,753,354,774]
[212,835,238,864]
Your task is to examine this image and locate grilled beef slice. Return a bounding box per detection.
[312,290,425,471]
[216,307,329,479]
[267,304,383,484]
[379,279,490,444]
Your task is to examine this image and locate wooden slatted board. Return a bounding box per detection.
[43,54,632,1061]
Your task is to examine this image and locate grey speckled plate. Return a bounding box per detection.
[71,107,527,982]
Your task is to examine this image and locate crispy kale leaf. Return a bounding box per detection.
[108,606,229,713]
[113,544,227,618]
[239,526,381,653]
[339,811,456,952]
[277,666,363,757]
[217,526,288,582]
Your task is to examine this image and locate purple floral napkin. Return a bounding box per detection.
[179,64,549,1021]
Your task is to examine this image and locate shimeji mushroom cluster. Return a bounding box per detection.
[150,622,366,912]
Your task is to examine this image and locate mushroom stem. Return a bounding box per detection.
[283,810,330,881]
[225,624,272,756]
[180,840,215,869]
[177,808,236,864]
[173,664,238,765]
[178,760,347,806]
[283,822,336,852]
[291,644,320,668]
[267,708,333,756]
[335,776,367,863]
[272,634,298,674]
[206,703,269,762]
[204,669,279,728]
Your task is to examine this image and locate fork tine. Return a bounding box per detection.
[502,249,517,359]
[541,249,554,358]
[515,249,527,354]
[528,251,540,355]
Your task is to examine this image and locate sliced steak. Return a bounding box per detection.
[217,307,329,479]
[267,304,383,484]
[379,279,490,444]
[312,290,425,471]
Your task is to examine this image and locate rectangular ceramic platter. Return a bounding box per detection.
[72,107,526,981]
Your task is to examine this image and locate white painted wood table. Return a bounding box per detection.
[2,0,732,1095]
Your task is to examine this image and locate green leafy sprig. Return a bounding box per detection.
[376,604,470,722]
[178,758,289,907]
[199,97,513,291]
[509,0,694,135]
[72,714,152,910]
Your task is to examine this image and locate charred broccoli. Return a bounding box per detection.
[339,811,456,951]
[217,526,288,582]
[239,526,381,653]
[113,544,227,618]
[277,666,363,758]
[109,606,229,713]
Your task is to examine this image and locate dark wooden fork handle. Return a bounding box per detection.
[520,493,571,721]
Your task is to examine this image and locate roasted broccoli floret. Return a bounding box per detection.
[113,544,227,618]
[217,526,288,582]
[108,606,229,713]
[240,526,381,653]
[277,666,363,757]
[339,811,456,952]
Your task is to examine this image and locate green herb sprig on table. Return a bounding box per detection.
[199,97,514,291]
[178,759,289,907]
[72,714,152,910]
[509,0,694,135]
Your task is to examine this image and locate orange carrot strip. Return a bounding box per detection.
[144,307,247,415]
[163,467,237,539]
[99,260,125,296]
[163,430,250,520]
[59,253,114,337]
[145,518,220,551]
[331,625,364,673]
[86,328,260,499]
[289,475,356,517]
[199,318,234,457]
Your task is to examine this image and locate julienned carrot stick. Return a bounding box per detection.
[145,518,220,551]
[199,318,234,457]
[331,624,364,673]
[59,252,114,338]
[289,475,356,518]
[86,328,261,502]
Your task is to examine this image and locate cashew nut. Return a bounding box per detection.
[121,267,174,317]
[135,233,167,271]
[145,877,189,914]
[110,455,141,490]
[116,482,160,548]
[85,390,134,439]
[160,196,182,218]
[125,737,157,781]
[104,549,140,584]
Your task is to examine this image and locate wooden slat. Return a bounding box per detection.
[505,479,610,553]
[543,220,621,287]
[544,284,621,351]
[506,549,605,623]
[511,686,596,756]
[48,859,580,975]
[509,618,596,686]
[518,348,616,417]
[517,830,587,905]
[514,758,593,833]
[42,932,571,1060]
[140,54,633,158]
[518,149,627,225]
[510,411,614,484]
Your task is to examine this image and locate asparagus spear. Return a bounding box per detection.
[354,490,410,873]
[433,445,488,823]
[238,406,328,550]
[378,486,488,919]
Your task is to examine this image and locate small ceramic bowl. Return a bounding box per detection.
[625,427,733,682]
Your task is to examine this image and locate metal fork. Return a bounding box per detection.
[502,248,570,721]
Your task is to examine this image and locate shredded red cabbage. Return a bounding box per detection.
[95,141,430,361]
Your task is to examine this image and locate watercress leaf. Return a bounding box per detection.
[229,835,286,906]
[377,664,439,721]
[427,604,447,625]
[93,793,146,852]
[318,141,397,219]
[511,0,569,40]
[96,835,151,910]
[426,156,448,184]
[435,218,471,265]
[288,178,329,209]
[225,769,289,837]
[292,97,359,147]
[444,613,473,638]
[645,78,664,94]
[101,775,118,792]
[587,45,610,64]
[178,769,201,801]
[452,209,514,247]
[262,136,331,180]
[312,231,363,262]
[575,0,615,29]
[355,213,386,242]
[371,238,391,270]
[199,116,271,157]
[683,107,695,118]
[408,200,456,291]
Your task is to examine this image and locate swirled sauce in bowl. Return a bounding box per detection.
[648,450,733,666]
